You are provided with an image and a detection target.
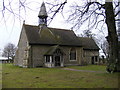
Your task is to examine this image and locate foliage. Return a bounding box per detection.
[2,64,119,88]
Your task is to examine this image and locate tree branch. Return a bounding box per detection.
[115,10,120,17]
[47,0,67,25]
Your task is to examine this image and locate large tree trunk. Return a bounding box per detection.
[105,1,119,72]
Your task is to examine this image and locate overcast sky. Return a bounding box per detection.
[0,0,115,56]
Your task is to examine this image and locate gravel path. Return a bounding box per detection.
[62,68,106,73]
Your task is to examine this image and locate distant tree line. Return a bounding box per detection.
[2,43,17,63]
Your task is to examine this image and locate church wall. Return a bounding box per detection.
[83,50,99,65]
[31,45,50,67]
[29,45,99,67]
[31,45,83,67]
[14,27,29,67]
[56,46,83,66]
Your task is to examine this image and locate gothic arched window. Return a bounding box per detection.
[70,48,76,60]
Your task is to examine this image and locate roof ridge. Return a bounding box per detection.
[48,27,73,32]
[23,24,72,32]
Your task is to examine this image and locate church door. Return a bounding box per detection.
[91,56,94,64]
[55,56,61,66]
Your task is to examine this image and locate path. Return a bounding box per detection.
[62,68,106,73]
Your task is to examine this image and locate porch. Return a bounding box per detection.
[44,45,65,68]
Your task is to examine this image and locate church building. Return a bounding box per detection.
[14,2,99,68]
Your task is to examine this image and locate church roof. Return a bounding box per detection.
[23,24,99,50]
[78,37,99,50]
[24,24,82,46]
[38,2,48,17]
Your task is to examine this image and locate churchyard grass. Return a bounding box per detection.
[2,64,119,88]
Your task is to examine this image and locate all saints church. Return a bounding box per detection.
[14,2,99,68]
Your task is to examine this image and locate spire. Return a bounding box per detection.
[38,2,48,26]
[38,2,48,18]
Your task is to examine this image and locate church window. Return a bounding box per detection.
[70,48,76,60]
[45,56,50,63]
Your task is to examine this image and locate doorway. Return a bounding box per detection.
[91,56,94,64]
[55,56,61,66]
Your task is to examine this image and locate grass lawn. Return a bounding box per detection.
[2,64,120,88]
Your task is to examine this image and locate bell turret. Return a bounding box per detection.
[38,2,48,26]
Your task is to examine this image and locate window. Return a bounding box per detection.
[45,56,50,63]
[83,51,85,57]
[70,48,76,60]
[45,56,53,63]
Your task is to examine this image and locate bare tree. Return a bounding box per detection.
[83,30,95,37]
[2,43,17,63]
[104,1,119,72]
[48,0,120,72]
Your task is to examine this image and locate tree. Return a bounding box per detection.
[2,43,17,63]
[104,1,119,72]
[48,0,120,72]
[83,30,95,37]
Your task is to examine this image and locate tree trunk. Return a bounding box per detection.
[105,1,119,72]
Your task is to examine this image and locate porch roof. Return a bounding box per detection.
[44,45,65,55]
